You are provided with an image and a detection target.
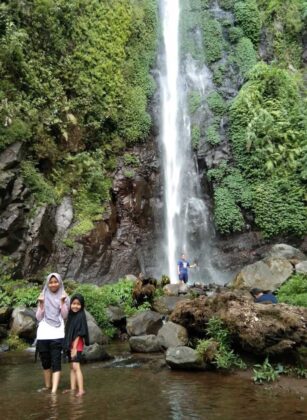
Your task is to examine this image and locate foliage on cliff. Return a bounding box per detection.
[195,0,307,237]
[0,0,157,238]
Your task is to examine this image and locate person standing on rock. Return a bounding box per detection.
[36,273,69,394]
[177,253,196,284]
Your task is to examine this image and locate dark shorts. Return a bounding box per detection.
[67,351,84,363]
[37,339,63,372]
[179,272,188,283]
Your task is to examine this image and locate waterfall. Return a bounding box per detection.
[159,0,231,285]
[159,0,181,283]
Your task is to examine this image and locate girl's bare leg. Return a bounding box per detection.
[51,371,61,394]
[43,369,52,389]
[72,362,85,396]
[70,364,77,391]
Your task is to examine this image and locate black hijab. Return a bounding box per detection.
[64,294,89,350]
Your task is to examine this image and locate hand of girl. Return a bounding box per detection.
[38,295,44,308]
[61,293,67,303]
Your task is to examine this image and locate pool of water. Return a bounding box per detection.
[0,347,307,420]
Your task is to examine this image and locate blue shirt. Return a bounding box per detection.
[256,293,278,304]
[178,259,190,274]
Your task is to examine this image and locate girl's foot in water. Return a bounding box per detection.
[76,391,85,397]
[62,389,75,394]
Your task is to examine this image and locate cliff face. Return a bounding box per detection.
[0,141,164,283]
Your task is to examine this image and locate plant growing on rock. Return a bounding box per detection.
[253,357,282,383]
[196,317,246,370]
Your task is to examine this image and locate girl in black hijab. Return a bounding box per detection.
[64,294,89,396]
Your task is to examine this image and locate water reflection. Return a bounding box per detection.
[0,352,307,420]
[67,392,85,420]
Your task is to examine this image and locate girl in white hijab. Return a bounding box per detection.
[36,273,69,394]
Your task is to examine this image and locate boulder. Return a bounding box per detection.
[268,244,306,262]
[152,296,189,315]
[126,310,163,336]
[170,291,307,357]
[10,307,36,339]
[0,142,23,171]
[105,306,126,324]
[129,334,162,353]
[157,321,188,349]
[0,343,9,352]
[86,311,108,345]
[83,343,112,362]
[179,283,189,294]
[295,261,307,275]
[229,257,293,291]
[163,284,180,296]
[165,346,205,370]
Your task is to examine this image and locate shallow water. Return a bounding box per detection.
[1,348,307,420]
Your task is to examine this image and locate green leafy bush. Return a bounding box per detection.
[123,153,140,167]
[234,0,261,44]
[188,91,202,114]
[277,274,307,307]
[205,124,220,146]
[252,179,307,237]
[75,279,149,337]
[233,37,257,78]
[202,12,223,63]
[253,357,281,383]
[207,91,226,115]
[21,161,56,205]
[13,286,41,307]
[191,125,201,150]
[196,317,246,370]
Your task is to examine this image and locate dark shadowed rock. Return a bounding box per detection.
[157,321,188,349]
[126,310,163,336]
[83,343,112,362]
[86,311,108,345]
[0,306,12,324]
[129,334,162,353]
[105,306,126,324]
[152,296,189,315]
[0,142,23,171]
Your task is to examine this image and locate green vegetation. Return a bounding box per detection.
[191,126,201,150]
[0,0,157,241]
[0,276,40,307]
[75,279,151,337]
[188,91,202,114]
[123,153,140,167]
[234,0,261,45]
[6,333,27,351]
[205,124,220,146]
[207,92,226,115]
[253,357,282,383]
[233,37,257,78]
[202,12,224,64]
[257,0,305,68]
[196,317,246,370]
[277,274,307,307]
